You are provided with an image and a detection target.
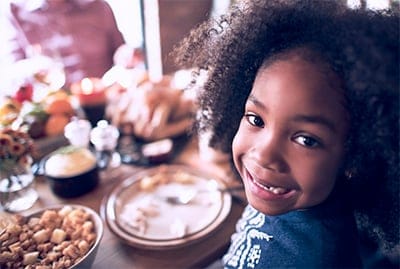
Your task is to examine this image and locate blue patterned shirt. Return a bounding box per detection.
[223,197,362,269]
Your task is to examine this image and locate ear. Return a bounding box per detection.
[344,167,357,180]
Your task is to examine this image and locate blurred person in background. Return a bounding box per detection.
[0,0,126,89]
[109,0,215,141]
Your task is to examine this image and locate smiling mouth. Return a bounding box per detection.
[247,171,292,195]
[252,178,289,194]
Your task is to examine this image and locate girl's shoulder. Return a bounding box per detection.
[223,204,361,268]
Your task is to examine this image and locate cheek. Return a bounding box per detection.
[232,133,241,167]
[302,162,336,189]
[296,153,343,202]
[232,124,247,168]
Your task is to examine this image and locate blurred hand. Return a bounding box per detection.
[113,44,145,69]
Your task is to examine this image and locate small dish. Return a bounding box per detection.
[0,204,103,269]
[101,164,232,249]
[33,146,100,198]
[117,134,190,166]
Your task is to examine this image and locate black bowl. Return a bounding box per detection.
[33,149,100,198]
[45,166,99,198]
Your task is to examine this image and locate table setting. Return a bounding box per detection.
[102,164,234,250]
[0,65,247,269]
[0,138,246,268]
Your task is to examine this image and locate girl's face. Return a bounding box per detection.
[232,55,349,215]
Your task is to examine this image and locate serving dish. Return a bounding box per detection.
[0,204,103,269]
[101,164,232,249]
[117,134,190,166]
[33,146,99,198]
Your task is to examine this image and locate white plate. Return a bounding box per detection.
[102,164,232,249]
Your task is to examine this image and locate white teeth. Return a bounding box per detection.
[253,179,288,195]
[269,187,287,195]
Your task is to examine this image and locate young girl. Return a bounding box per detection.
[174,0,399,268]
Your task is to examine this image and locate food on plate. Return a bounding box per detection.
[120,201,190,238]
[139,175,162,192]
[139,168,195,192]
[170,219,187,238]
[141,138,173,163]
[0,205,97,269]
[45,146,97,177]
[126,210,148,235]
[120,200,160,235]
[173,171,196,184]
[120,199,189,238]
[120,169,204,237]
[139,171,170,192]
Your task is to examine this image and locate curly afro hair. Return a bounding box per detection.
[174,0,399,263]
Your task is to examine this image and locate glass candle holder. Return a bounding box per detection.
[71,77,107,127]
[0,156,38,212]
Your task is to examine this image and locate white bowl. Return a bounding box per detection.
[68,205,103,269]
[0,204,103,268]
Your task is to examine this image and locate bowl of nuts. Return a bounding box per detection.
[0,204,103,269]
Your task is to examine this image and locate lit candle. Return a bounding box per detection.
[71,77,107,126]
[71,77,106,106]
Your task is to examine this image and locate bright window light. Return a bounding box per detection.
[367,0,390,10]
[347,0,391,9]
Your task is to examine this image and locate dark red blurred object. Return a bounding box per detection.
[14,83,33,103]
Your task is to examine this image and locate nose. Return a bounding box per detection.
[252,130,288,173]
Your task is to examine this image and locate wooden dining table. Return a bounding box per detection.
[22,135,247,269]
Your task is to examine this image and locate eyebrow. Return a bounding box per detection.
[247,94,337,133]
[292,115,337,133]
[248,94,265,109]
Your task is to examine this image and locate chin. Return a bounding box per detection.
[252,204,290,216]
[246,192,292,216]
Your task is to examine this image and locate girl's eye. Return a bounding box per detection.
[244,113,264,127]
[294,135,321,148]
